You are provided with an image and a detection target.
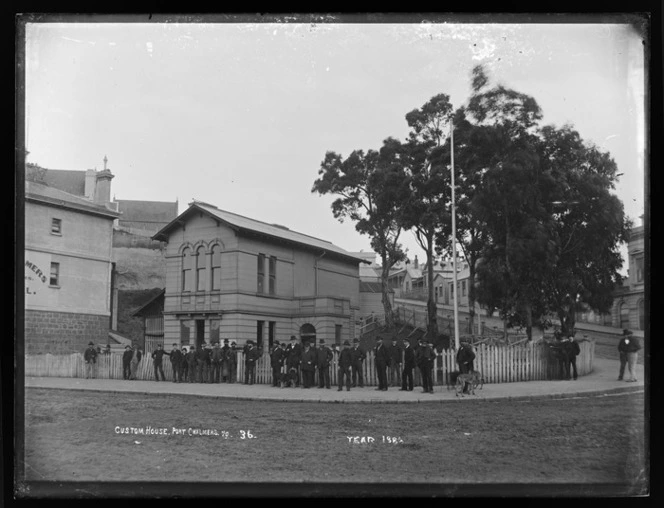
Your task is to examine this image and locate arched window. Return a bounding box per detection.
[211,244,222,291]
[620,302,630,329]
[182,248,192,292]
[196,246,206,292]
[638,299,644,331]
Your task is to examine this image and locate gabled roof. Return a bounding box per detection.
[25,180,120,219]
[115,199,178,224]
[153,202,368,264]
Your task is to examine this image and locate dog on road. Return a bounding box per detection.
[455,370,484,397]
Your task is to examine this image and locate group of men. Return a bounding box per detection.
[551,331,583,380]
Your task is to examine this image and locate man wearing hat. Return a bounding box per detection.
[169,343,183,383]
[84,341,98,379]
[180,346,189,382]
[195,342,209,383]
[316,338,334,389]
[129,344,142,380]
[122,345,133,380]
[562,334,581,380]
[270,340,285,387]
[350,338,366,388]
[337,340,353,391]
[151,344,168,382]
[456,340,476,394]
[244,340,259,385]
[374,336,390,391]
[286,336,302,387]
[400,338,415,391]
[220,339,232,383]
[229,341,239,383]
[389,338,402,388]
[211,341,224,383]
[186,345,197,383]
[415,338,434,394]
[618,329,641,382]
[300,340,316,388]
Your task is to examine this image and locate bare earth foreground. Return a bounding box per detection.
[20,387,646,495]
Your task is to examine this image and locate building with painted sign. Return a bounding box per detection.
[24,178,120,353]
[152,200,366,350]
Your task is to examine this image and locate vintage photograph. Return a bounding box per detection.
[16,13,648,498]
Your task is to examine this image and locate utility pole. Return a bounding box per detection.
[450,115,460,350]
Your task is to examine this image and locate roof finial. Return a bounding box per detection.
[103,155,108,170]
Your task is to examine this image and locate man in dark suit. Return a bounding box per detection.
[169,343,183,383]
[400,338,415,391]
[195,342,209,383]
[152,344,168,382]
[84,341,98,379]
[220,339,232,383]
[210,342,224,383]
[186,345,197,383]
[122,345,133,380]
[415,338,434,394]
[374,336,390,391]
[337,340,353,391]
[562,334,581,380]
[286,336,302,387]
[270,340,285,387]
[456,341,476,393]
[180,346,188,382]
[300,341,317,388]
[316,339,334,389]
[389,338,402,387]
[350,338,366,388]
[244,340,260,385]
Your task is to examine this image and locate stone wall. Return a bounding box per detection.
[25,309,110,354]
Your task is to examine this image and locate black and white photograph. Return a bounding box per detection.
[15,12,650,498]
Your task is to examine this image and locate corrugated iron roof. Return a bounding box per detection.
[154,201,367,264]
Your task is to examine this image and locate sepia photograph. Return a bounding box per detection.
[15,12,649,498]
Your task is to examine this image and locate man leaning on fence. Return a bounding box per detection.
[152,344,168,382]
[84,341,98,379]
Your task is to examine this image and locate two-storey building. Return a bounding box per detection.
[152,201,366,349]
[25,178,120,353]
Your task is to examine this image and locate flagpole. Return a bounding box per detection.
[450,115,460,351]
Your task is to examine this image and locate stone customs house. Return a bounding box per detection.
[152,201,366,350]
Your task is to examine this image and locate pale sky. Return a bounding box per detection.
[23,17,646,272]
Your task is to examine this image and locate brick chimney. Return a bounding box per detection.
[84,169,97,200]
[94,155,114,205]
[95,169,114,204]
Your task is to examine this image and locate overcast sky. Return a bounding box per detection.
[23,17,646,272]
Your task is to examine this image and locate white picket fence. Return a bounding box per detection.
[24,340,594,386]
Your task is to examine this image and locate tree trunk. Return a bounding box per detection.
[425,238,439,340]
[380,260,395,329]
[523,301,533,341]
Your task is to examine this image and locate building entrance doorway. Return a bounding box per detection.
[195,319,205,348]
[300,323,316,345]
